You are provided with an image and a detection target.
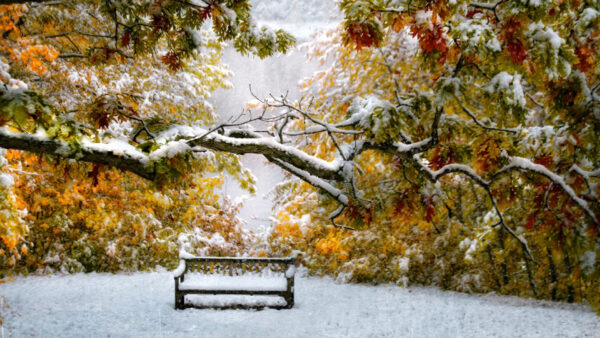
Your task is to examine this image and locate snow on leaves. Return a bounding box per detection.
[269,0,600,311]
[484,71,527,119]
[347,96,403,143]
[526,21,574,80]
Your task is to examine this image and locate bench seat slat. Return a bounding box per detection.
[179,289,289,296]
[183,257,294,264]
[185,294,287,308]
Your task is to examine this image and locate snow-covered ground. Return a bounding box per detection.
[2,271,599,338]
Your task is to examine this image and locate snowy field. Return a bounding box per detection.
[2,271,599,338]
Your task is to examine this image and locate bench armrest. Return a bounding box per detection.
[285,264,296,278]
[173,259,186,279]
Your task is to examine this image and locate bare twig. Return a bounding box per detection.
[461,105,518,134]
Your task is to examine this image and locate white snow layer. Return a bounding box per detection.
[486,71,526,108]
[0,172,14,188]
[173,260,186,278]
[1,272,599,337]
[178,274,287,292]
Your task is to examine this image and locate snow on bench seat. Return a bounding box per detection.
[179,274,288,292]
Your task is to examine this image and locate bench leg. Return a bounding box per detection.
[175,292,185,309]
[285,275,295,309]
[284,292,294,309]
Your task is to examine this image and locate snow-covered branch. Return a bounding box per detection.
[268,157,348,207]
[407,155,533,259]
[496,157,598,226]
[188,130,344,181]
[570,164,600,197]
[267,157,353,230]
[0,127,154,179]
[570,165,600,179]
[0,124,348,183]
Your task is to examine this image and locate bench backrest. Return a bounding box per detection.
[178,256,296,277]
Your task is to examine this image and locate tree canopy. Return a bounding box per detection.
[270,0,600,309]
[1,0,599,310]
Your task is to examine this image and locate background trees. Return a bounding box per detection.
[0,0,288,272]
[268,0,599,309]
[1,0,599,311]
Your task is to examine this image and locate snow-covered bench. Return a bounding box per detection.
[173,254,297,309]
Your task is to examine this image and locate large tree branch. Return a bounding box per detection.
[190,131,344,181]
[0,126,346,183]
[0,127,154,179]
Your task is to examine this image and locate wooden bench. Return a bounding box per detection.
[173,254,297,310]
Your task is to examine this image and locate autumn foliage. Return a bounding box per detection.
[270,0,600,313]
[0,1,265,274]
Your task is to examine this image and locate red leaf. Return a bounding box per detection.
[96,113,112,129]
[394,199,405,217]
[161,51,182,71]
[152,14,171,32]
[198,6,212,20]
[121,32,131,47]
[534,155,553,168]
[429,147,445,170]
[466,9,482,19]
[423,196,435,222]
[575,44,594,73]
[393,156,403,170]
[501,17,528,64]
[362,205,374,226]
[344,22,380,50]
[410,21,448,65]
[411,22,447,54]
[429,146,455,170]
[525,213,537,229]
[345,202,360,222]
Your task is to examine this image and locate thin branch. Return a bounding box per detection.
[407,155,535,260]
[494,156,598,227]
[119,114,156,142]
[328,204,355,230]
[377,48,404,108]
[58,53,87,58]
[570,165,600,197]
[267,156,354,230]
[461,105,518,134]
[525,92,544,109]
